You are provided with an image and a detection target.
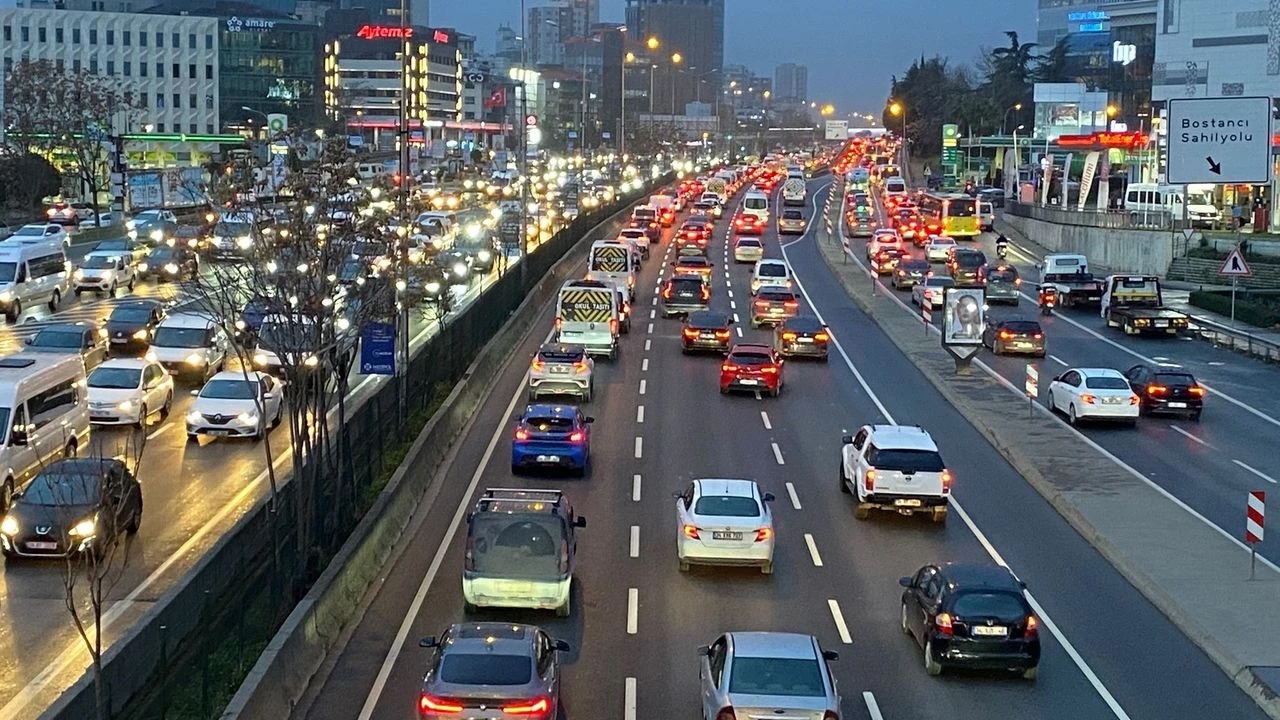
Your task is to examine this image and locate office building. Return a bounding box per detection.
[1035,0,1151,47]
[625,0,724,114]
[1151,0,1278,103]
[773,63,806,103]
[527,0,599,68]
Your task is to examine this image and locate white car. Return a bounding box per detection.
[615,228,651,258]
[186,370,284,441]
[1046,367,1140,427]
[675,478,776,574]
[750,259,793,295]
[86,358,174,427]
[73,251,135,296]
[911,276,954,308]
[8,223,69,249]
[925,235,958,262]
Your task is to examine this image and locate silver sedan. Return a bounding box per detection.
[699,632,842,720]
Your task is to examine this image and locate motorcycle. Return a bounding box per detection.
[1039,286,1057,316]
[996,240,1009,261]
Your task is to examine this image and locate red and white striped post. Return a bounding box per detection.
[922,294,932,334]
[1247,490,1265,579]
[1025,364,1039,417]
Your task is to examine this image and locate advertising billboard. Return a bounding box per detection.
[941,287,985,346]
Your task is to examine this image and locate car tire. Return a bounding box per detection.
[463,600,477,614]
[187,433,198,443]
[924,639,943,676]
[993,341,1004,355]
[901,602,913,637]
[678,558,690,572]
[510,463,521,475]
[1191,411,1202,422]
[582,385,592,403]
[854,503,871,520]
[109,281,117,296]
[528,388,538,401]
[74,289,83,298]
[932,506,948,524]
[1046,390,1056,413]
[160,393,172,420]
[761,560,773,575]
[48,290,61,311]
[719,385,728,395]
[1068,404,1079,426]
[135,404,148,429]
[555,595,571,618]
[1021,665,1039,681]
[838,461,850,494]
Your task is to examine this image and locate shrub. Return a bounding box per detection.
[1188,290,1280,328]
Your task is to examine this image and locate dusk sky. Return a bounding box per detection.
[432,0,1037,116]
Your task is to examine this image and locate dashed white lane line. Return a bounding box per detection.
[733,313,740,323]
[630,525,640,558]
[727,289,734,298]
[644,339,651,351]
[651,297,657,306]
[735,327,743,337]
[726,278,732,287]
[1048,354,1067,365]
[627,588,639,634]
[1234,459,1278,484]
[647,322,654,334]
[827,599,853,644]
[632,474,642,501]
[641,358,649,372]
[729,299,737,310]
[760,410,772,430]
[1170,425,1208,446]
[863,692,885,720]
[624,678,637,720]
[649,309,656,320]
[634,436,643,458]
[636,405,645,423]
[639,379,647,395]
[804,533,823,567]
[771,442,785,465]
[785,481,802,510]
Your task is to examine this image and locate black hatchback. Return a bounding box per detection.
[0,458,143,561]
[681,311,732,353]
[1124,364,1205,420]
[774,315,830,360]
[899,562,1041,679]
[104,299,167,353]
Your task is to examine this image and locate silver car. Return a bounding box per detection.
[418,623,568,719]
[527,343,594,402]
[699,632,842,720]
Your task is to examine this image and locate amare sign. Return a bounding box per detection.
[1167,97,1273,185]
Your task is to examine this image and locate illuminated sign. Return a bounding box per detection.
[432,29,451,44]
[1078,22,1105,32]
[1057,131,1150,150]
[355,24,413,40]
[226,16,277,32]
[1067,11,1108,21]
[1112,41,1136,66]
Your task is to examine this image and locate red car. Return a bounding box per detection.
[678,220,712,245]
[733,214,765,235]
[719,344,785,397]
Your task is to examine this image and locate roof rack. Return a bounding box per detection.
[481,488,563,501]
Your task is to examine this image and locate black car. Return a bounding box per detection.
[1124,364,1205,420]
[22,322,109,370]
[104,300,167,353]
[681,310,732,353]
[899,562,1041,679]
[138,245,199,282]
[977,187,1005,208]
[661,276,709,317]
[418,623,569,717]
[774,315,830,360]
[0,458,143,561]
[947,249,988,288]
[237,296,285,341]
[982,319,1045,357]
[892,258,930,290]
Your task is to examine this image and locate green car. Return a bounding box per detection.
[985,264,1022,305]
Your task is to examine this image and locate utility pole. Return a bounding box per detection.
[519,0,530,284]
[397,0,411,414]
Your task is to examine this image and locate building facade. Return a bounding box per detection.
[625,0,724,114]
[1035,0,1154,47]
[773,63,807,103]
[1151,0,1279,103]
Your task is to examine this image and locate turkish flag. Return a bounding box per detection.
[483,87,507,109]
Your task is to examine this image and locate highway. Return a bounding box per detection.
[849,185,1280,571]
[296,176,1265,720]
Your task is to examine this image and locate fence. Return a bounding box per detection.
[43,175,673,720]
[1006,200,1183,231]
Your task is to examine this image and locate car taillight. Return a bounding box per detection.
[715,708,735,720]
[420,694,464,713]
[554,317,562,331]
[1025,615,1039,639]
[865,468,876,493]
[663,286,672,299]
[503,697,551,715]
[784,300,798,309]
[569,431,585,443]
[1032,332,1043,339]
[721,363,738,372]
[683,524,700,539]
[815,332,829,342]
[715,329,730,339]
[935,612,954,637]
[515,428,530,440]
[573,361,589,372]
[754,300,768,308]
[782,332,797,341]
[941,469,953,494]
[998,330,1012,340]
[701,287,710,301]
[761,365,779,374]
[1129,395,1141,405]
[1188,386,1205,396]
[610,318,619,334]
[683,328,699,338]
[754,527,773,542]
[1080,394,1097,405]
[1146,384,1167,395]
[531,359,544,371]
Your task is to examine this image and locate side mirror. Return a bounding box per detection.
[584,416,595,424]
[418,636,438,648]
[696,645,711,657]
[10,429,28,446]
[190,389,200,397]
[822,650,840,661]
[841,434,853,445]
[762,492,775,503]
[553,639,571,652]
[898,576,913,588]
[574,516,587,528]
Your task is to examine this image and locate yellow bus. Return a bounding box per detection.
[918,192,979,238]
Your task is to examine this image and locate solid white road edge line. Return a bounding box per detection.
[827,599,853,644]
[804,533,823,567]
[785,481,802,510]
[627,588,639,634]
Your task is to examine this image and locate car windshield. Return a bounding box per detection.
[783,317,823,333]
[955,252,987,268]
[14,226,44,236]
[988,267,1019,282]
[1084,376,1129,390]
[694,495,760,517]
[88,366,142,389]
[23,472,101,506]
[258,322,315,350]
[0,262,16,282]
[678,259,708,267]
[783,210,803,219]
[670,278,704,292]
[537,347,585,364]
[928,278,955,288]
[1155,372,1196,387]
[951,591,1027,619]
[201,379,259,400]
[932,238,955,246]
[153,326,209,348]
[30,330,83,348]
[439,652,532,686]
[736,239,761,247]
[148,248,179,261]
[96,240,126,251]
[867,448,945,472]
[1001,322,1042,334]
[353,241,387,257]
[730,351,773,366]
[728,657,825,697]
[468,514,566,578]
[82,256,119,269]
[109,307,154,324]
[215,222,250,236]
[758,264,787,278]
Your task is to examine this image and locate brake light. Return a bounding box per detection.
[715,708,735,720]
[554,317,562,331]
[935,612,954,637]
[573,361,588,372]
[683,328,699,338]
[999,330,1012,340]
[1032,333,1043,339]
[714,329,730,339]
[1188,386,1205,396]
[663,286,672,299]
[1080,394,1097,404]
[721,363,738,372]
[502,697,550,715]
[1129,395,1141,405]
[683,524,700,539]
[515,428,530,440]
[760,365,779,374]
[1146,384,1167,395]
[782,332,797,341]
[815,332,829,342]
[784,300,798,309]
[864,468,875,493]
[941,469,953,494]
[569,430,585,443]
[531,359,544,371]
[610,318,619,334]
[1025,615,1039,639]
[701,287,710,301]
[755,300,769,308]
[419,694,464,713]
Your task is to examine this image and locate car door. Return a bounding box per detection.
[1124,365,1148,395]
[675,482,694,531]
[7,405,39,483]
[915,570,944,637]
[906,566,938,638]
[142,362,168,409]
[844,427,869,481]
[535,630,558,692]
[700,636,728,720]
[1058,371,1082,409]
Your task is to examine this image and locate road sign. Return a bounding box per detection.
[1025,364,1038,398]
[359,322,397,376]
[1247,491,1265,543]
[1167,97,1273,185]
[921,298,932,325]
[1219,245,1253,277]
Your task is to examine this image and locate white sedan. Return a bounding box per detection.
[911,276,954,308]
[186,370,284,442]
[1046,367,1140,426]
[675,478,776,574]
[86,358,174,427]
[9,223,69,248]
[925,235,958,262]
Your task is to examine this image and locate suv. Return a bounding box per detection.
[750,287,799,328]
[947,249,988,287]
[527,343,595,401]
[462,488,587,616]
[418,623,569,717]
[838,424,951,523]
[661,276,709,317]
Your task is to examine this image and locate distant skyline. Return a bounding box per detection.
[432,0,1036,117]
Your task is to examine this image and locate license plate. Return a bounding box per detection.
[550,366,569,374]
[712,531,743,541]
[895,498,923,507]
[499,581,533,594]
[1155,320,1168,327]
[110,338,127,344]
[701,333,716,339]
[972,625,1009,637]
[536,455,560,463]
[796,337,813,343]
[25,541,57,550]
[90,413,111,420]
[207,430,231,437]
[1169,402,1187,408]
[738,379,758,386]
[1014,342,1031,349]
[768,308,783,314]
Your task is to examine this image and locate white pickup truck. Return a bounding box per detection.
[838,424,951,524]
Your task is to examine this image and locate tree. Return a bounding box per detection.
[883,56,973,156]
[0,149,61,213]
[986,31,1037,112]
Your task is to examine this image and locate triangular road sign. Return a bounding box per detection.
[923,165,933,176]
[1219,246,1253,277]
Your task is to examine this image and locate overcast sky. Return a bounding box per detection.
[433,0,1037,116]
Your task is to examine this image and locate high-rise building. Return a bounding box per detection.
[527,0,600,67]
[774,63,807,103]
[624,0,723,114]
[495,23,521,63]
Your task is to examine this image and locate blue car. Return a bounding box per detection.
[510,404,593,476]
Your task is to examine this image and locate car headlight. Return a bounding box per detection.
[137,262,149,272]
[477,250,492,261]
[185,352,207,365]
[69,516,97,538]
[186,410,203,424]
[150,229,164,241]
[254,353,269,366]
[236,412,258,425]
[73,269,84,280]
[425,280,441,295]
[132,329,148,340]
[234,319,247,331]
[303,354,319,368]
[116,399,134,412]
[236,236,253,249]
[0,291,10,302]
[453,262,467,278]
[0,516,17,536]
[164,263,179,274]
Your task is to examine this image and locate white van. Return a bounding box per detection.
[741,191,770,223]
[883,176,908,200]
[586,241,638,299]
[0,241,70,322]
[1124,183,1221,227]
[0,354,92,512]
[356,163,387,181]
[149,313,230,381]
[556,279,620,360]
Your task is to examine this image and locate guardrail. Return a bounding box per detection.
[1006,200,1198,231]
[1184,314,1280,364]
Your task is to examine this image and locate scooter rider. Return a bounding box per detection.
[1038,284,1057,315]
[995,234,1009,259]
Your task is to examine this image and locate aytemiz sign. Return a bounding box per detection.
[1167,96,1273,185]
[1057,131,1149,150]
[356,24,413,40]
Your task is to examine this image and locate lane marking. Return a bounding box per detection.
[785,481,802,510]
[827,599,853,644]
[729,300,736,310]
[636,405,645,423]
[735,327,743,338]
[648,309,655,320]
[639,379,647,395]
[1234,459,1278,484]
[1170,425,1208,446]
[727,289,734,299]
[626,588,639,634]
[760,410,772,430]
[644,339,651,351]
[634,436,643,458]
[641,358,649,372]
[771,442,785,465]
[145,422,172,441]
[804,533,824,567]
[1048,354,1067,365]
[863,692,885,720]
[632,474,642,501]
[733,313,740,323]
[651,297,657,307]
[624,678,637,720]
[646,322,654,334]
[629,525,640,558]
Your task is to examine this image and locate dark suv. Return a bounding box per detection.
[947,249,988,287]
[418,623,570,718]
[661,276,709,317]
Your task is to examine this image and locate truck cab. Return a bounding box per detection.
[1101,275,1189,336]
[1039,253,1105,308]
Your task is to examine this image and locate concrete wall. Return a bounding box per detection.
[1004,213,1174,276]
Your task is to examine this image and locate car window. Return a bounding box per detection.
[852,428,869,450]
[693,495,761,517]
[950,591,1027,618]
[728,657,825,698]
[954,252,986,268]
[782,210,803,219]
[469,515,565,577]
[537,347,585,364]
[988,267,1019,282]
[1061,371,1080,386]
[709,637,728,687]
[1154,373,1196,386]
[757,264,787,278]
[1002,321,1041,334]
[525,416,574,431]
[439,653,532,685]
[670,278,705,293]
[1084,376,1129,390]
[865,446,945,472]
[730,352,773,366]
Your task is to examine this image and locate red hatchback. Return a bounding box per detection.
[719,344,785,397]
[733,213,765,235]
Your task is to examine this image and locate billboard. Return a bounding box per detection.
[941,287,985,346]
[824,120,848,141]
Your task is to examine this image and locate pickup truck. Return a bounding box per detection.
[1100,275,1189,336]
[1039,253,1106,308]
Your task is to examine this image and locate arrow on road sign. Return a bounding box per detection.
[1206,156,1221,175]
[1219,246,1253,277]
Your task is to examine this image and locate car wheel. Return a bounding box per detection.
[109,281,117,296]
[924,639,943,676]
[74,289,83,298]
[160,393,172,420]
[48,290,61,311]
[719,385,728,395]
[555,594,571,618]
[1022,665,1039,681]
[1068,404,1079,426]
[932,506,948,524]
[993,341,1004,355]
[135,404,148,429]
[678,558,690,572]
[463,600,477,614]
[854,503,871,520]
[901,602,912,636]
[187,433,198,443]
[1046,391,1056,413]
[510,463,521,475]
[582,385,593,403]
[838,461,850,494]
[528,388,538,401]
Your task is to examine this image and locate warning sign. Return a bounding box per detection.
[589,245,630,274]
[1219,246,1253,277]
[559,288,614,322]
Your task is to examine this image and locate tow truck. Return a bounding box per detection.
[1038,253,1105,308]
[1101,275,1189,336]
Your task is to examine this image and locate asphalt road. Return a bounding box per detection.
[298,177,1265,720]
[854,191,1280,570]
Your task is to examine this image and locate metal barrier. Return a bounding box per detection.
[1185,315,1280,364]
[1006,200,1179,231]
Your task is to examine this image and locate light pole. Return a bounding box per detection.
[622,50,635,155]
[519,0,530,283]
[669,52,683,116]
[1001,102,1023,135]
[888,100,907,173]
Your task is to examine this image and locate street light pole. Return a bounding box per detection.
[519,0,529,283]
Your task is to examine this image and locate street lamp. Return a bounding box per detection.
[242,105,269,139]
[646,36,660,51]
[670,52,683,115]
[1001,102,1023,135]
[889,100,906,168]
[623,50,637,154]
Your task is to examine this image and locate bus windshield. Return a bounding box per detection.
[946,199,976,217]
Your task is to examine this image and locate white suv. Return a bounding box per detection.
[838,424,951,523]
[750,259,792,295]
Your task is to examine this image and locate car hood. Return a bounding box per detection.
[150,345,206,362]
[105,321,148,335]
[9,500,96,531]
[88,386,142,405]
[192,397,256,416]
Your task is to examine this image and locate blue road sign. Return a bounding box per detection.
[360,322,397,375]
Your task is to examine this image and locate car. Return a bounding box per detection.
[103,299,166,353]
[774,315,830,360]
[21,322,109,370]
[911,276,954,309]
[1123,364,1205,420]
[510,403,593,476]
[985,264,1022,305]
[690,200,717,218]
[681,310,733,353]
[732,236,763,264]
[678,219,714,246]
[697,632,841,720]
[947,248,988,287]
[126,209,178,240]
[866,229,903,260]
[236,295,285,342]
[979,201,996,231]
[628,207,661,242]
[1046,367,1140,426]
[845,212,877,237]
[661,276,710,317]
[46,201,80,225]
[417,623,569,717]
[8,223,69,248]
[839,424,952,523]
[149,312,230,381]
[777,208,807,235]
[73,251,135,296]
[615,227,651,259]
[925,235,958,262]
[870,247,907,275]
[137,245,199,282]
[185,370,284,441]
[978,186,1006,208]
[719,344,784,396]
[0,458,142,560]
[527,343,594,402]
[93,236,152,265]
[750,259,792,295]
[896,212,924,241]
[899,562,1041,679]
[750,287,799,328]
[892,258,930,290]
[982,319,1045,357]
[675,478,776,573]
[86,357,175,426]
[672,256,714,280]
[732,213,765,236]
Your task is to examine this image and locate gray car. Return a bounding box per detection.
[699,632,841,720]
[418,623,569,718]
[527,343,594,401]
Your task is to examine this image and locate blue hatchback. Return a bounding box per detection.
[510,404,593,476]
